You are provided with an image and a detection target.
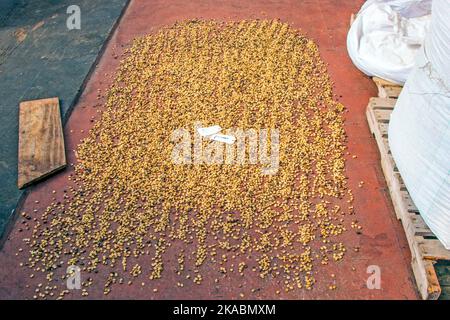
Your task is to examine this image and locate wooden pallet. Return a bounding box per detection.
[366,80,450,300]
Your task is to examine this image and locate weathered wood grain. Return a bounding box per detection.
[372,76,403,99]
[18,97,66,189]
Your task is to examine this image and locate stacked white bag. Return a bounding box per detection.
[347,0,432,84]
[388,0,450,249]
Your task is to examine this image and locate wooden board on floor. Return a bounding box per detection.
[366,92,450,300]
[18,97,66,189]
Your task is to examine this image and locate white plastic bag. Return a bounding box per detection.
[360,0,432,18]
[425,0,450,85]
[388,0,450,249]
[347,0,431,84]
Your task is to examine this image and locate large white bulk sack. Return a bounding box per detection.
[347,0,431,84]
[388,0,450,249]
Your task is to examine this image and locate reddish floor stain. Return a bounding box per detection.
[0,0,418,299]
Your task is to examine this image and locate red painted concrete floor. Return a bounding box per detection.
[0,0,419,299]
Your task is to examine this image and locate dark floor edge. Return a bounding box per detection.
[0,0,131,250]
[0,189,28,249]
[61,0,132,125]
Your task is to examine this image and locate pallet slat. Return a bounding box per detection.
[370,97,396,109]
[419,239,450,261]
[372,76,403,98]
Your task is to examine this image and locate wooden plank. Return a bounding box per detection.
[370,97,396,109]
[374,109,391,123]
[383,86,402,99]
[424,260,442,300]
[375,84,403,99]
[365,98,450,300]
[372,76,403,98]
[367,104,402,221]
[411,250,440,299]
[379,122,389,137]
[410,214,435,237]
[419,239,450,261]
[372,76,400,87]
[401,191,419,213]
[366,105,377,136]
[18,97,66,189]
